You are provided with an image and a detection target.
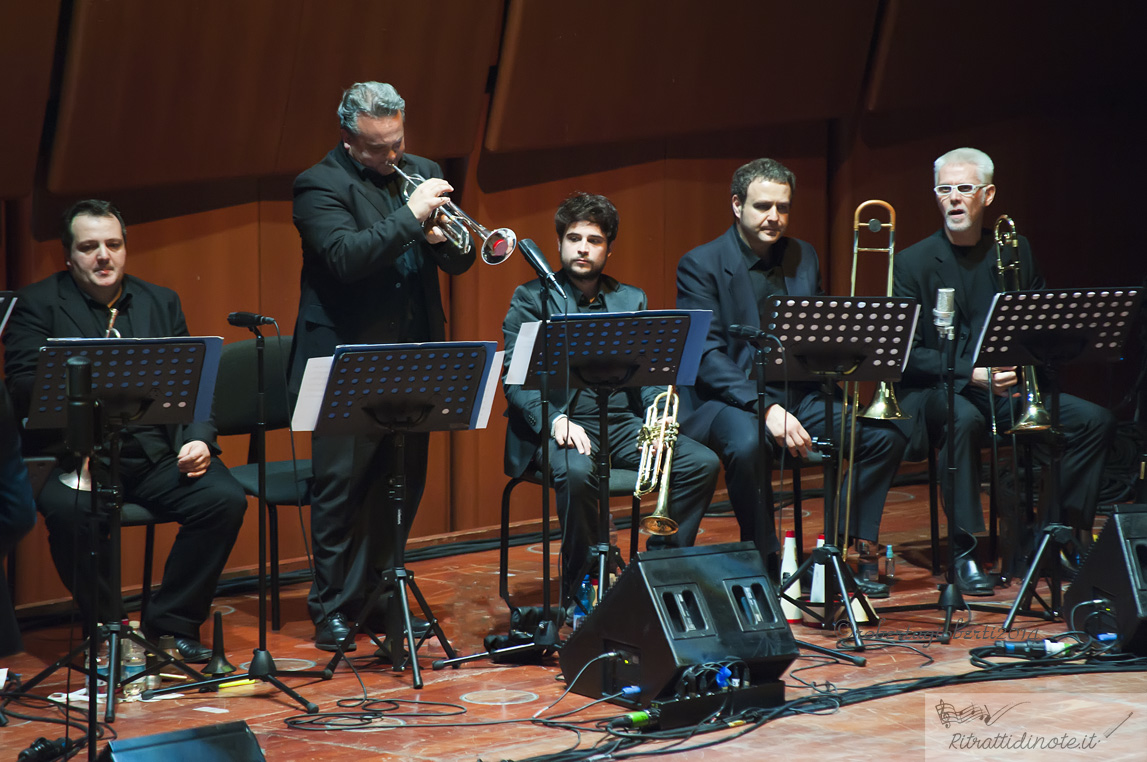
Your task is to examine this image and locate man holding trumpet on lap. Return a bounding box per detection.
[502,193,719,611]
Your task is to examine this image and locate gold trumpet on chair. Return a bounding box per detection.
[388,162,517,265]
[634,385,679,536]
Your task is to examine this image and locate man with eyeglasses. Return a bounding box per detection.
[893,147,1116,596]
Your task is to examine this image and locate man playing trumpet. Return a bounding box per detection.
[288,81,476,650]
[503,193,719,608]
[893,147,1116,595]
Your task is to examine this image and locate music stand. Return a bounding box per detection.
[294,341,501,688]
[764,296,918,648]
[505,309,710,605]
[971,288,1143,630]
[13,337,220,731]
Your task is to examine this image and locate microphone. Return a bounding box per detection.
[517,239,567,299]
[65,356,95,456]
[932,287,955,339]
[227,311,275,327]
[728,324,771,342]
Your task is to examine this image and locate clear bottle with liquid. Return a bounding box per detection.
[883,544,897,583]
[120,620,147,700]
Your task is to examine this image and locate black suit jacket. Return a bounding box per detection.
[892,228,1042,454]
[501,273,661,478]
[2,272,219,459]
[675,226,822,440]
[288,146,475,394]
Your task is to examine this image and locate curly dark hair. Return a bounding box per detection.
[554,192,619,245]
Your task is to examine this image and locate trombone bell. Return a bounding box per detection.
[860,381,910,421]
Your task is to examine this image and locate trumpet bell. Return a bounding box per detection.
[480,227,517,264]
[639,514,678,536]
[860,382,910,421]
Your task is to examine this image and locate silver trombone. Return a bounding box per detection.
[388,163,517,265]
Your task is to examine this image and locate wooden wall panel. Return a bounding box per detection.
[48,0,303,193]
[272,0,505,174]
[486,0,878,152]
[0,0,60,199]
[866,0,1144,116]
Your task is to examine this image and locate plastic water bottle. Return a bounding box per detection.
[884,544,897,583]
[779,530,802,624]
[857,540,879,582]
[572,575,596,629]
[121,621,147,700]
[803,534,826,626]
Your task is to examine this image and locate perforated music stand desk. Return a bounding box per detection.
[292,340,501,689]
[762,296,918,639]
[506,309,710,599]
[972,287,1142,627]
[18,336,221,723]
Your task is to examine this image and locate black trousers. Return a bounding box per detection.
[704,391,907,555]
[914,385,1116,534]
[37,455,247,640]
[307,431,429,625]
[546,413,720,599]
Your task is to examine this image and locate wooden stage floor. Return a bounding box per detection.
[3,476,1145,760]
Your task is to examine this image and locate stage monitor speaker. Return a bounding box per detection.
[1063,504,1147,656]
[97,721,266,761]
[559,541,798,709]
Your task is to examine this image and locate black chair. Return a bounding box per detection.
[498,467,641,609]
[213,335,312,631]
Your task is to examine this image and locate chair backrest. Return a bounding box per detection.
[213,335,295,437]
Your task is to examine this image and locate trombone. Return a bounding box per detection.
[388,163,518,265]
[839,201,908,552]
[634,385,679,536]
[990,215,1051,435]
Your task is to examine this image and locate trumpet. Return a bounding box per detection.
[634,385,679,536]
[991,215,1051,434]
[388,162,518,265]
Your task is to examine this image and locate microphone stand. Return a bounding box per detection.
[144,325,322,711]
[435,251,565,669]
[744,334,866,664]
[936,298,968,638]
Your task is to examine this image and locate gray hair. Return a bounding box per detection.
[338,82,406,134]
[934,147,994,185]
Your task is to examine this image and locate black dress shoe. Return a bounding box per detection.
[314,613,356,652]
[954,556,995,597]
[171,637,213,664]
[852,574,890,599]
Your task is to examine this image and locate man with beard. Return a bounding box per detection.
[502,192,719,606]
[676,158,907,597]
[893,147,1116,595]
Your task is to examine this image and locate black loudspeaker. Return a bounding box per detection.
[1063,504,1147,655]
[97,721,266,761]
[559,542,798,709]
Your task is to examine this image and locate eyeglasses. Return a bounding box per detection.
[934,184,989,197]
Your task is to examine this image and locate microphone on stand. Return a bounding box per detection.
[933,288,955,340]
[64,356,95,456]
[228,311,275,327]
[517,239,567,300]
[729,324,771,342]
